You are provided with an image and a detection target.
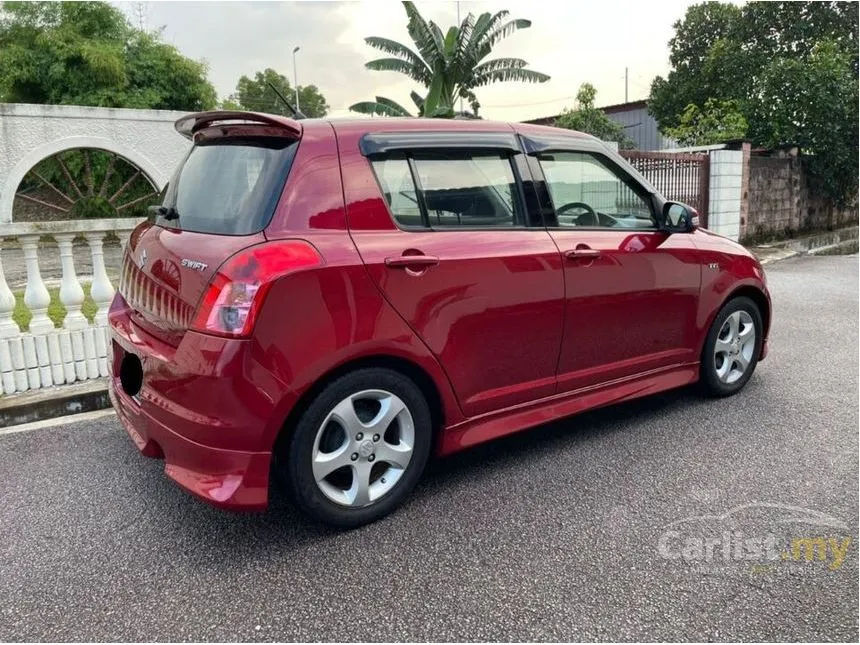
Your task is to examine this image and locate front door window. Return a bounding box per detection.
[538,152,655,229]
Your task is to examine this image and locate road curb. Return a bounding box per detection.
[0,379,111,428]
[808,239,860,256]
[757,249,802,265]
[751,226,858,265]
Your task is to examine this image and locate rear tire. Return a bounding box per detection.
[700,296,763,397]
[283,368,432,529]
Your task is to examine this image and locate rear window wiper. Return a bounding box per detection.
[148,205,180,221]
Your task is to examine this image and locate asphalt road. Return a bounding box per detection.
[1,255,857,642]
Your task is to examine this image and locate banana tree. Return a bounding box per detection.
[350,1,550,118]
[350,91,425,117]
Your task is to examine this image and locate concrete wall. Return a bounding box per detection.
[746,153,859,243]
[0,103,191,223]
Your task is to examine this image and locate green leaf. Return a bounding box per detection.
[477,18,532,60]
[365,57,428,83]
[403,1,443,68]
[471,11,509,48]
[443,26,458,61]
[409,90,425,114]
[473,67,550,86]
[472,58,529,74]
[663,98,748,146]
[364,37,431,83]
[423,65,444,115]
[349,97,412,117]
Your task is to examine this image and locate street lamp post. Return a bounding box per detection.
[292,46,300,112]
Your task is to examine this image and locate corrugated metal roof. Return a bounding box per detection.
[522,100,676,151]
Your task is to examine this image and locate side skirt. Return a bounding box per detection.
[436,363,700,456]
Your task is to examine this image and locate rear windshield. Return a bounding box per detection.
[157,136,299,235]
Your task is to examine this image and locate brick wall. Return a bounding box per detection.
[746,153,859,243]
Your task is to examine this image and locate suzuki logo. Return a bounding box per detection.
[138,248,147,269]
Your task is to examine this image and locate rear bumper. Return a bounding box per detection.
[107,296,288,511]
[109,382,271,510]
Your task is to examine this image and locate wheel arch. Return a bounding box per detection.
[272,354,446,459]
[728,284,771,336]
[698,283,771,360]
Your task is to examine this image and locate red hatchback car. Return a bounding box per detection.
[108,111,770,527]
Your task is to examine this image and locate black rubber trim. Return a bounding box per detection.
[519,133,593,155]
[359,131,521,156]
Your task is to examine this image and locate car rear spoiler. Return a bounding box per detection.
[174,111,303,141]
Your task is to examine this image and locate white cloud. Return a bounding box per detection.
[116,0,701,121]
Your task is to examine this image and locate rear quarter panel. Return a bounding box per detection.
[250,236,466,452]
[258,121,464,451]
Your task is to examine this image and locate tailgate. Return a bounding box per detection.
[120,223,266,346]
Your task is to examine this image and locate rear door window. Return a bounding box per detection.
[370,157,423,228]
[159,137,298,235]
[371,151,525,229]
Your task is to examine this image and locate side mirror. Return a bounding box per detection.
[661,201,699,233]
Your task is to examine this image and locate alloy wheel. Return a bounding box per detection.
[311,389,415,507]
[713,310,756,385]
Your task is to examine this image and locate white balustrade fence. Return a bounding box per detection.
[0,217,144,395]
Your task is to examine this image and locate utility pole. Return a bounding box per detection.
[292,46,301,112]
[457,1,463,115]
[133,1,147,31]
[624,67,628,103]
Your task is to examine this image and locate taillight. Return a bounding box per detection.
[190,240,321,338]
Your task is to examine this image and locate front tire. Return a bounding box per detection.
[283,368,432,529]
[700,296,763,397]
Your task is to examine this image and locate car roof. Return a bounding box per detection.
[323,116,593,141]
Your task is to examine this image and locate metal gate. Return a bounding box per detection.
[620,150,711,228]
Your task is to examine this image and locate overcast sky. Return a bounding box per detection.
[115,0,708,121]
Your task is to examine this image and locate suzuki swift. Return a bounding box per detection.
[108,111,771,528]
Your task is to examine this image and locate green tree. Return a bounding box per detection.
[554,84,635,148]
[752,40,858,206]
[121,31,217,110]
[663,98,748,146]
[647,2,744,131]
[649,1,859,203]
[0,1,216,110]
[349,1,549,118]
[225,68,329,118]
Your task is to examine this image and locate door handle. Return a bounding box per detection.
[384,255,440,269]
[564,248,601,259]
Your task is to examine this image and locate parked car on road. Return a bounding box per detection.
[108,111,771,527]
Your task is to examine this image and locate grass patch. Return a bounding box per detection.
[13,283,98,331]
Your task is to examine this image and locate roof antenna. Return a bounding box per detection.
[266,81,306,120]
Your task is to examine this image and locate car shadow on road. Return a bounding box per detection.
[424,386,701,482]
[143,384,708,555]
